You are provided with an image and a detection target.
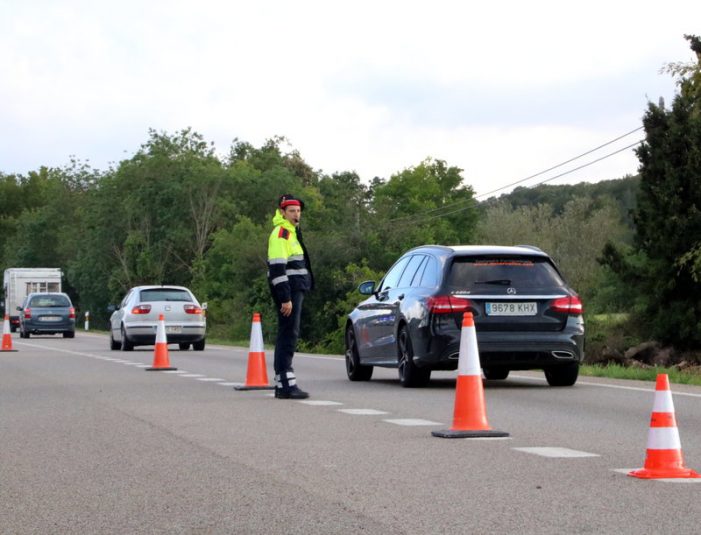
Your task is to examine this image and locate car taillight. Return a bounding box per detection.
[427,295,474,314]
[131,304,152,315]
[24,308,32,319]
[550,296,583,315]
[68,307,76,319]
[183,304,202,315]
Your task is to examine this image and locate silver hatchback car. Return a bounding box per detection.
[109,285,207,351]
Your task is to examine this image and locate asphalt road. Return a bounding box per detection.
[2,332,701,534]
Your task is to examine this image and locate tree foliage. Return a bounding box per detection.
[603,35,701,347]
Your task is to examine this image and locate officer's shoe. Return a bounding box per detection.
[275,385,310,400]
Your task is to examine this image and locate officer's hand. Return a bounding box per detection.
[280,301,292,317]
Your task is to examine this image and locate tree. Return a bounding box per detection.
[605,35,701,347]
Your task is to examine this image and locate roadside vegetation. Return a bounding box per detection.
[1,36,700,380]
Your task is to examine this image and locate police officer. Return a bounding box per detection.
[267,194,314,399]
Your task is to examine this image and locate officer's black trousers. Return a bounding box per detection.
[274,290,304,388]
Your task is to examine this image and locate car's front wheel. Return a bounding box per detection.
[483,367,509,380]
[110,331,121,350]
[345,326,373,381]
[544,363,579,386]
[397,325,431,387]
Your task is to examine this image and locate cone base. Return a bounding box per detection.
[628,468,701,479]
[145,367,178,371]
[432,428,510,439]
[234,385,275,391]
[1,349,19,352]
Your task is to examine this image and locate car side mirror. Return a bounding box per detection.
[107,304,117,313]
[16,306,22,311]
[358,280,376,295]
[201,302,208,310]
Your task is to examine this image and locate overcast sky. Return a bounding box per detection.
[1,0,699,197]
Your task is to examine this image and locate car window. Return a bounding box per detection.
[397,255,425,289]
[378,257,411,292]
[419,256,440,288]
[29,294,71,307]
[139,288,193,302]
[120,290,132,308]
[446,256,565,291]
[409,256,427,287]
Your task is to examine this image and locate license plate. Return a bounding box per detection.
[485,302,537,316]
[40,316,62,322]
[166,326,182,334]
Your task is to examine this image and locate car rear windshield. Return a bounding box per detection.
[446,257,565,291]
[139,289,193,302]
[29,295,71,307]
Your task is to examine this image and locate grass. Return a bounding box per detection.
[580,363,701,386]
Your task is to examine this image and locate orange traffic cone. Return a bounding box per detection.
[432,312,509,438]
[2,314,18,352]
[235,312,274,391]
[145,314,177,371]
[628,374,699,479]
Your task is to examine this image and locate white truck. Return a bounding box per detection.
[3,268,63,332]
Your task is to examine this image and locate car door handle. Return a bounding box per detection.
[397,294,405,300]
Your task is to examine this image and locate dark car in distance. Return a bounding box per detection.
[18,292,76,338]
[345,245,584,387]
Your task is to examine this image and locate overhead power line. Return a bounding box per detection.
[387,126,644,224]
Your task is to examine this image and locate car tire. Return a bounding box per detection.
[192,339,205,351]
[483,367,509,380]
[345,326,373,381]
[397,325,431,387]
[10,325,16,333]
[179,343,190,351]
[120,326,134,351]
[110,331,121,350]
[63,331,75,339]
[21,329,29,339]
[544,362,579,387]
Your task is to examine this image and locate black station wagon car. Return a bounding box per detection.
[344,245,584,387]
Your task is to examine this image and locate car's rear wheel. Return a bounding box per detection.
[544,362,579,386]
[397,325,431,387]
[63,331,75,339]
[483,367,509,380]
[179,343,190,351]
[192,339,205,351]
[120,326,134,351]
[110,331,121,350]
[21,329,29,339]
[345,326,373,381]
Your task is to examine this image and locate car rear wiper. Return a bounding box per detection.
[474,279,512,285]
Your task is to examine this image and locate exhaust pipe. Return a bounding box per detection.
[552,350,574,359]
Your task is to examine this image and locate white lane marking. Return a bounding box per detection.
[179,374,205,378]
[511,374,701,399]
[384,418,443,426]
[514,447,600,458]
[217,382,240,386]
[339,409,389,415]
[197,377,225,382]
[164,370,188,374]
[298,400,344,406]
[612,469,701,482]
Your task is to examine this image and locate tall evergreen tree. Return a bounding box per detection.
[605,35,701,347]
